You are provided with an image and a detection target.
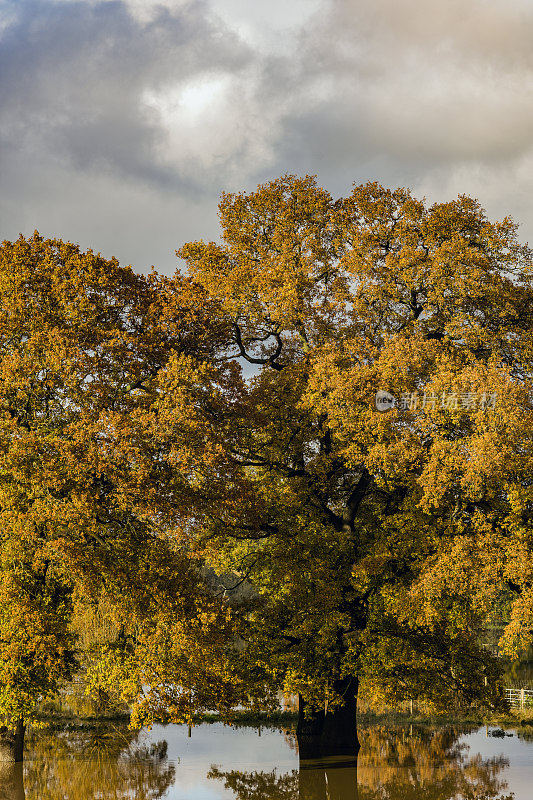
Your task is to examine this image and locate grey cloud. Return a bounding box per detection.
[0,0,251,192]
[1,0,533,275]
[254,0,533,239]
[284,0,533,167]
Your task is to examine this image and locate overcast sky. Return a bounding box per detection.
[1,0,533,274]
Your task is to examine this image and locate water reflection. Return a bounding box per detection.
[0,764,24,800]
[3,724,175,800]
[0,722,520,800]
[209,766,360,800]
[210,727,514,800]
[356,726,513,800]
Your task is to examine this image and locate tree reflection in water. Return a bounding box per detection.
[209,726,514,800]
[0,764,24,800]
[0,724,175,800]
[0,724,517,800]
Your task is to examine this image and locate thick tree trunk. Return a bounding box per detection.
[296,678,359,763]
[0,720,25,763]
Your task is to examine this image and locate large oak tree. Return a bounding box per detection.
[173,175,533,758]
[3,175,533,765]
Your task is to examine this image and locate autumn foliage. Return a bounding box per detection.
[176,176,533,718]
[0,233,238,746]
[1,176,533,757]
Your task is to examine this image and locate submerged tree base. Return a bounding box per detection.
[296,691,359,764]
[0,721,25,763]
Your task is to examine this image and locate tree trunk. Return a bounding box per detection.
[296,678,359,763]
[0,720,25,763]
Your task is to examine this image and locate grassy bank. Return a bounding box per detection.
[33,707,533,733]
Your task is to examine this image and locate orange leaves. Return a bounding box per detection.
[1,175,532,726]
[0,558,77,722]
[82,547,242,728]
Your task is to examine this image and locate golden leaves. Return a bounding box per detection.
[174,175,533,708]
[0,233,240,726]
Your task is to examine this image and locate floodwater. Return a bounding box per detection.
[1,719,533,799]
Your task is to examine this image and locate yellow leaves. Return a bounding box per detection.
[84,587,241,729]
[0,561,77,722]
[0,233,138,339]
[0,232,244,726]
[179,175,339,332]
[172,174,533,713]
[0,177,531,725]
[499,589,533,658]
[414,364,533,511]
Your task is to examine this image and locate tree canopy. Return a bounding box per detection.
[174,176,533,728]
[2,175,533,760]
[0,233,238,750]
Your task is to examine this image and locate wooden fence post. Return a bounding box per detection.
[521,689,525,710]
